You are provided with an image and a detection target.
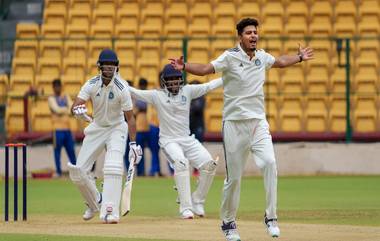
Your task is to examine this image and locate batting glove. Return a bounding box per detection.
[129,142,142,165]
[73,104,92,122]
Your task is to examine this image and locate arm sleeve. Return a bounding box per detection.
[189,78,223,99]
[77,81,92,101]
[210,51,229,73]
[264,51,276,70]
[121,88,133,112]
[129,87,155,104]
[48,96,69,114]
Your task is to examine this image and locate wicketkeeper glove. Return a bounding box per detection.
[129,141,143,165]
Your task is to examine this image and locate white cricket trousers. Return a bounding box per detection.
[76,121,128,172]
[221,118,278,223]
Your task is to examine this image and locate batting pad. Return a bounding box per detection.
[174,158,192,213]
[192,158,218,204]
[68,163,100,211]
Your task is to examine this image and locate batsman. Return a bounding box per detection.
[69,49,142,224]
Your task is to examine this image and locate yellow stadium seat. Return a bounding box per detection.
[279,96,304,132]
[285,0,309,35]
[265,68,281,94]
[212,0,236,36]
[136,40,161,87]
[43,8,66,27]
[206,90,223,112]
[164,1,188,36]
[162,39,182,60]
[205,109,222,132]
[69,0,93,12]
[328,95,346,132]
[115,0,139,36]
[94,0,115,12]
[187,39,210,83]
[333,0,358,36]
[261,0,284,35]
[64,40,88,63]
[31,96,53,132]
[90,9,115,37]
[236,0,261,22]
[358,0,380,35]
[86,59,99,79]
[65,9,91,37]
[35,58,61,94]
[88,40,113,59]
[10,59,36,93]
[306,62,330,94]
[39,40,63,61]
[353,96,378,132]
[139,0,164,37]
[263,39,283,58]
[45,0,67,10]
[16,23,40,39]
[281,65,305,94]
[115,40,136,80]
[188,0,212,35]
[305,97,328,132]
[61,58,86,95]
[210,39,236,60]
[14,40,38,60]
[307,39,332,65]
[0,74,9,103]
[6,96,25,133]
[354,61,379,94]
[309,0,332,35]
[41,24,65,38]
[265,95,279,132]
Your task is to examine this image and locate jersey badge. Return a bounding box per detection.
[255,58,261,66]
[109,92,114,99]
[181,95,187,104]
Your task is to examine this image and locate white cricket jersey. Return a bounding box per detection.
[211,44,275,121]
[129,78,222,142]
[78,74,133,127]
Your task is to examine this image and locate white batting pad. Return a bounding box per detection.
[68,163,100,211]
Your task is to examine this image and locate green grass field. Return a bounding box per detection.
[0,175,379,241]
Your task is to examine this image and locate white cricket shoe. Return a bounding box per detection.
[264,213,280,238]
[181,209,194,219]
[82,193,102,221]
[221,221,241,241]
[102,205,119,224]
[192,202,205,217]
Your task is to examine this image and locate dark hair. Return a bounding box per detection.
[139,78,148,87]
[52,78,61,87]
[236,18,259,35]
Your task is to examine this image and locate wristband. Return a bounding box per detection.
[298,54,303,62]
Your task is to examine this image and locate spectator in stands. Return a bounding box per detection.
[147,100,162,177]
[48,79,76,177]
[170,17,313,240]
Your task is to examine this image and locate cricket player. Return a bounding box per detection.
[170,18,313,240]
[129,64,222,219]
[69,49,142,224]
[48,78,76,177]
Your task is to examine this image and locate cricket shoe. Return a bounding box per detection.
[192,202,205,217]
[181,209,194,219]
[83,193,102,221]
[221,221,241,241]
[264,213,280,238]
[102,205,119,224]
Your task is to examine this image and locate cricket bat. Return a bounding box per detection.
[121,161,135,216]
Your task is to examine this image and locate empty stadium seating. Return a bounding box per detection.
[4,0,380,135]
